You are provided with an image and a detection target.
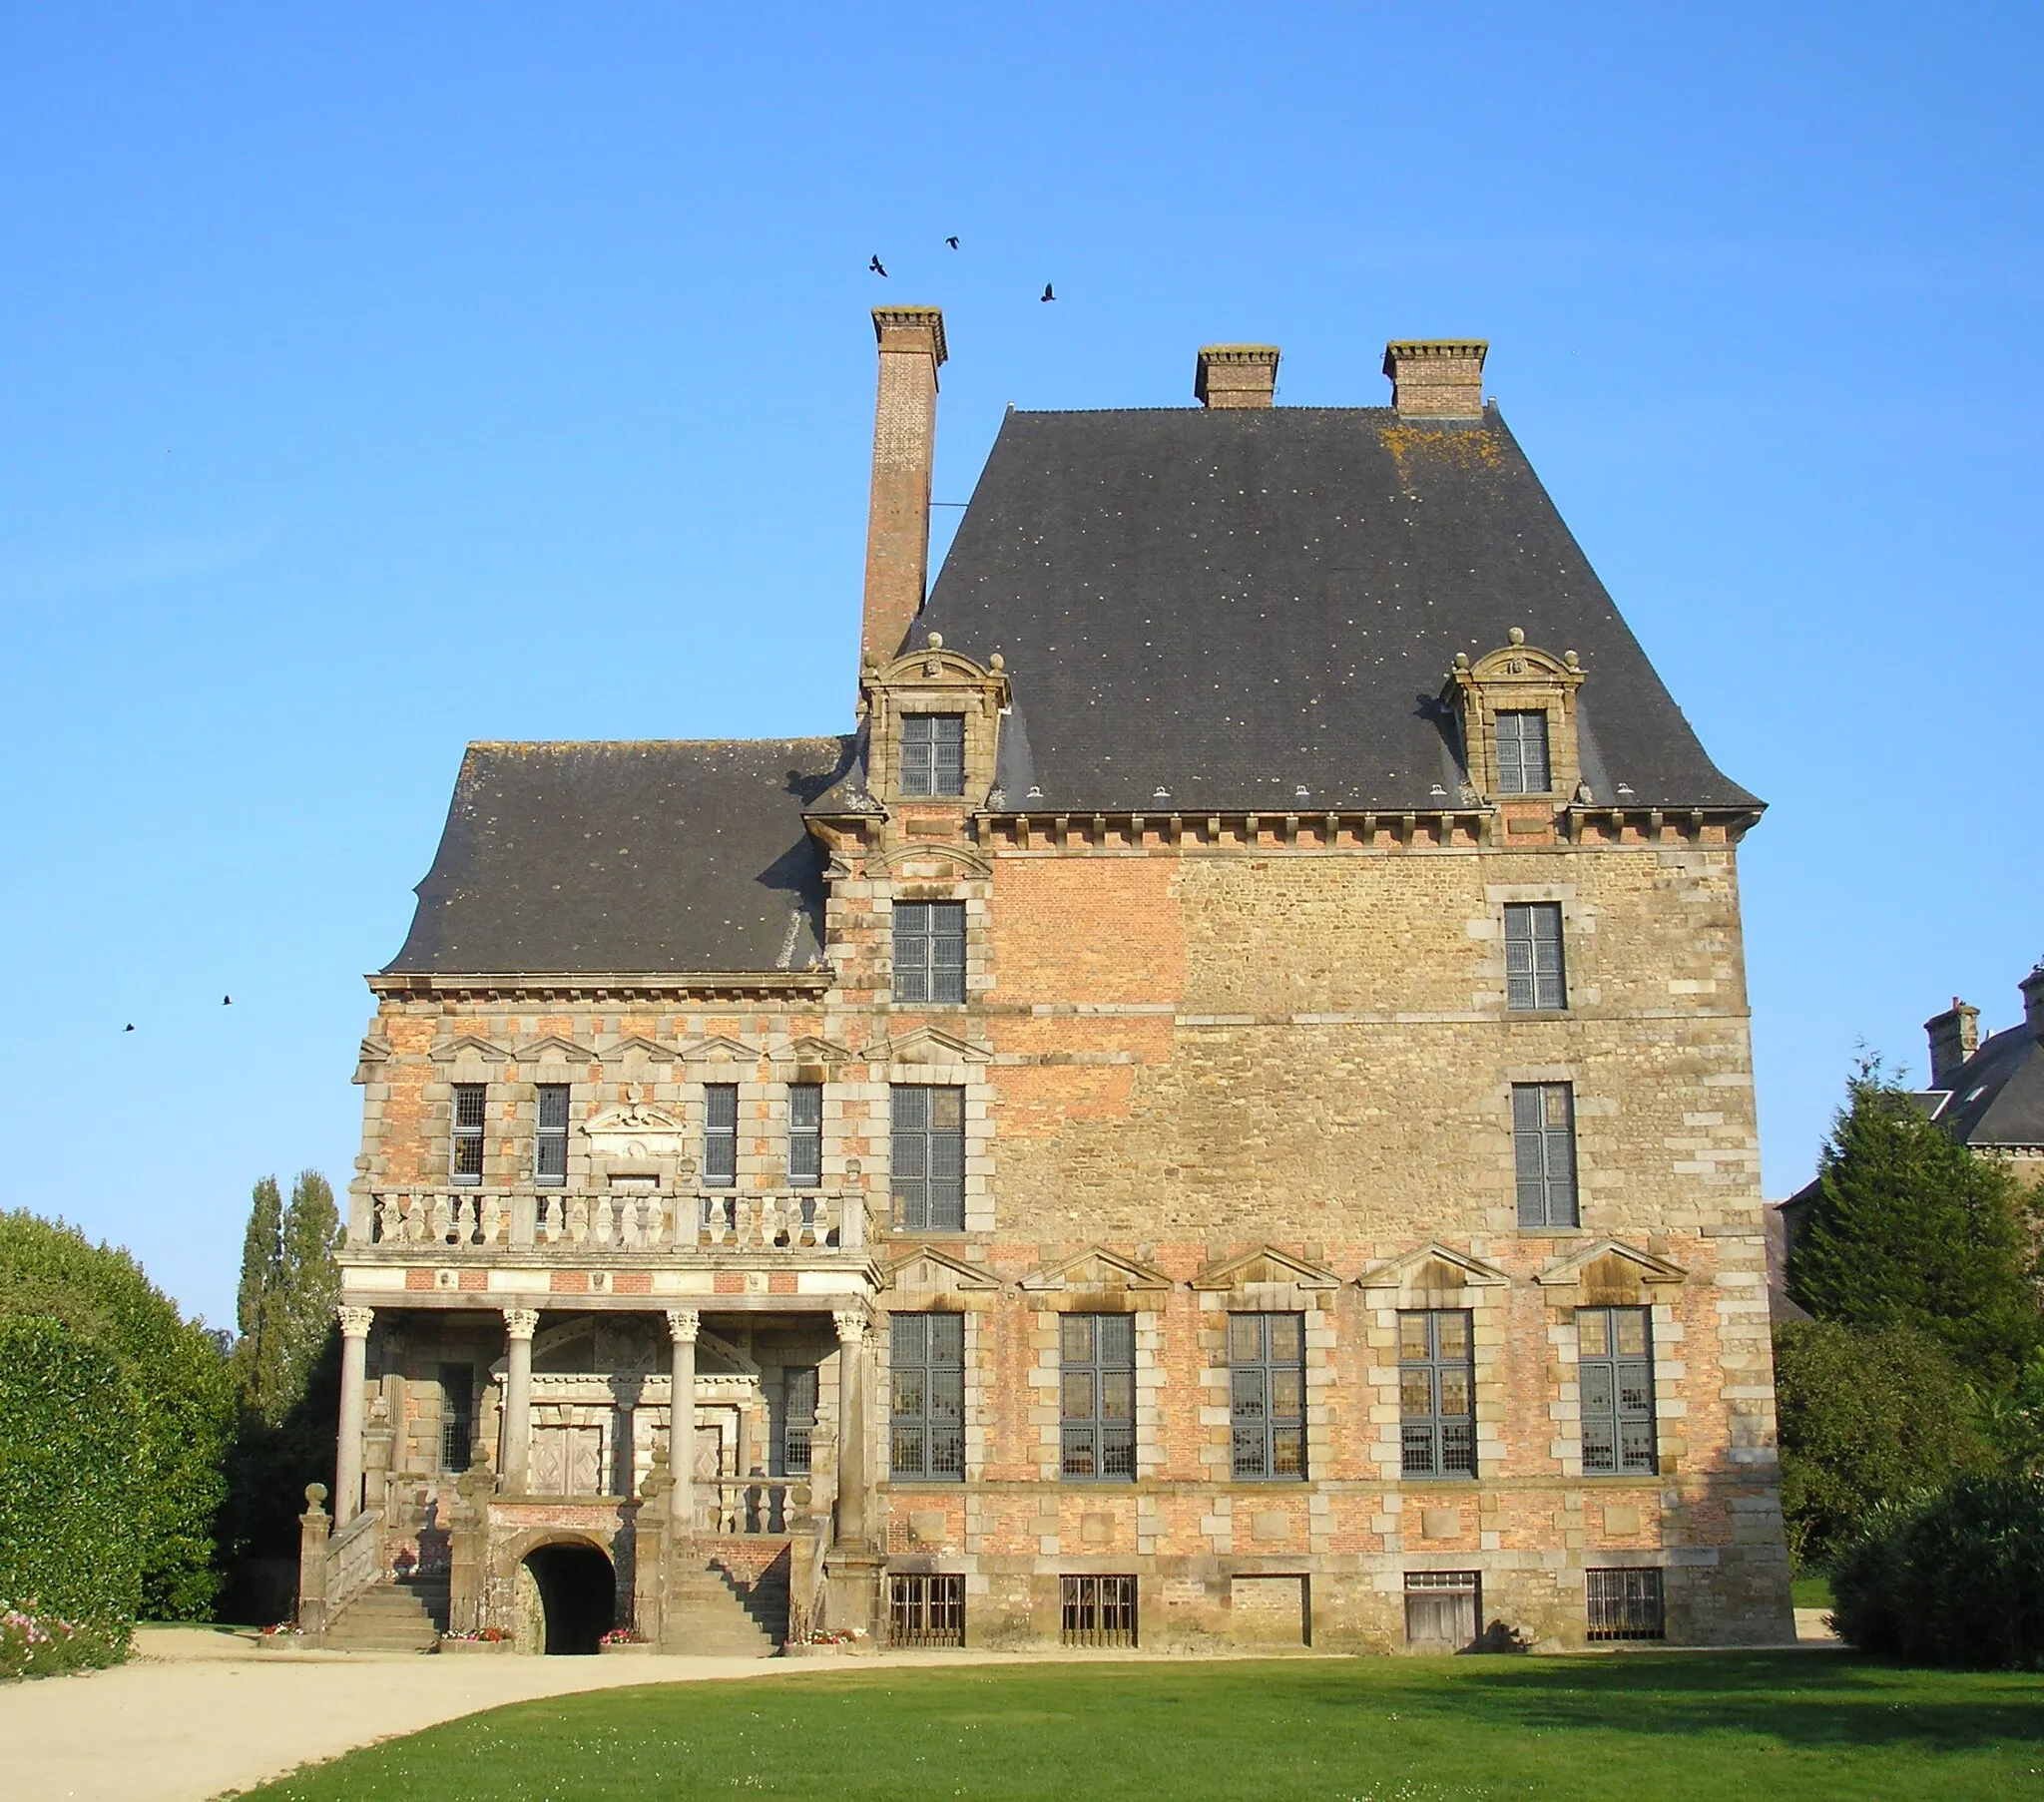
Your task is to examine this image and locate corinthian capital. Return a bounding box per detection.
[832,1308,868,1346]
[503,1307,541,1341]
[336,1305,375,1339]
[665,1307,702,1344]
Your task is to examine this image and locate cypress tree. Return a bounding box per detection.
[232,1176,285,1422]
[1789,1061,2040,1388]
[275,1170,340,1411]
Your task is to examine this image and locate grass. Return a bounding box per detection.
[1793,1574,1837,1610]
[238,1653,2044,1801]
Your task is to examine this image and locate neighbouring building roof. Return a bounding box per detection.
[1927,1022,2044,1150]
[915,406,1760,814]
[382,738,852,975]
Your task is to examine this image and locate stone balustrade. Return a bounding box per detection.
[357,1188,867,1254]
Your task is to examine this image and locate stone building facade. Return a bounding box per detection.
[304,312,1795,1655]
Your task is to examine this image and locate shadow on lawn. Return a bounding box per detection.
[1295,1654,2044,1755]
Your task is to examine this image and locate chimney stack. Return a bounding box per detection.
[860,306,947,666]
[2023,964,2044,1040]
[1196,344,1280,409]
[1925,998,1981,1088]
[1383,340,1488,417]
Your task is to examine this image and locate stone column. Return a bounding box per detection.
[333,1306,375,1526]
[832,1309,870,1549]
[665,1309,700,1539]
[500,1308,540,1493]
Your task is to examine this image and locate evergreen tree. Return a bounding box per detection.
[232,1175,284,1422]
[1789,1061,2040,1387]
[275,1170,340,1412]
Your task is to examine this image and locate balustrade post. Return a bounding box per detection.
[296,1484,331,1633]
[666,1309,700,1540]
[832,1309,870,1549]
[333,1306,374,1526]
[510,1190,537,1248]
[500,1308,539,1492]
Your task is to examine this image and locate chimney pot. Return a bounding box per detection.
[1196,344,1280,409]
[2023,964,2044,1039]
[860,306,947,667]
[1925,998,1981,1088]
[1382,339,1488,417]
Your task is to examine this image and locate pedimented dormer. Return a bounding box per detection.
[1019,1246,1174,1298]
[1190,1245,1341,1294]
[1447,630,1586,806]
[859,634,1010,816]
[1535,1238,1687,1307]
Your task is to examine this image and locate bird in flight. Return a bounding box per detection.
[869,254,887,277]
[1041,283,1056,302]
[223,995,233,1006]
[945,235,960,249]
[124,1023,135,1033]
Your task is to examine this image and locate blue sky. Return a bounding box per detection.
[2,4,2038,1326]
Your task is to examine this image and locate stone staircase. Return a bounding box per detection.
[662,1541,790,1657]
[324,1573,448,1653]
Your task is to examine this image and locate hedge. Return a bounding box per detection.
[0,1315,144,1630]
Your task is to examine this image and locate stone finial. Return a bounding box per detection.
[303,1483,329,1513]
[1508,626,1526,647]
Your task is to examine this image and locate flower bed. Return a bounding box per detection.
[1,1603,128,1681]
[598,1628,653,1655]
[781,1627,870,1658]
[441,1628,515,1655]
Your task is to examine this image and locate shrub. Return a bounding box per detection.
[0,1605,129,1681]
[1830,1474,2044,1668]
[0,1316,144,1631]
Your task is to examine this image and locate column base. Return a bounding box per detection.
[820,1550,886,1642]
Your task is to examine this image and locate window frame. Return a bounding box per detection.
[438,1363,475,1472]
[450,1083,487,1186]
[777,1365,818,1478]
[889,1312,965,1482]
[1495,707,1552,795]
[1059,1312,1137,1483]
[892,899,967,1006]
[1504,902,1568,1013]
[1398,1308,1476,1480]
[890,1084,965,1232]
[534,1083,570,1187]
[1513,1081,1580,1229]
[1578,1306,1659,1476]
[786,1083,822,1189]
[701,1084,739,1189]
[899,712,967,798]
[1228,1312,1307,1481]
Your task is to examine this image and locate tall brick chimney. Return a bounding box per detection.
[1925,998,1980,1088]
[2023,963,2044,1040]
[1383,340,1488,417]
[1195,344,1279,408]
[860,306,947,667]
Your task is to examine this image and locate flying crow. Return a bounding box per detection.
[869,254,887,276]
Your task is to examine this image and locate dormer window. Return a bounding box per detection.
[901,713,965,796]
[1495,710,1551,795]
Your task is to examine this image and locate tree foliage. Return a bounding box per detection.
[1773,1318,1992,1566]
[233,1175,286,1422]
[0,1212,233,1619]
[277,1170,341,1410]
[1788,1063,2040,1387]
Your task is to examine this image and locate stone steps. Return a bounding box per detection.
[662,1546,790,1656]
[325,1579,443,1652]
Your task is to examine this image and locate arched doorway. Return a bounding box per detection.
[519,1541,616,1655]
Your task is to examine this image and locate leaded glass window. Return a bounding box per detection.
[1504,902,1567,1012]
[891,1085,964,1231]
[438,1363,474,1471]
[1513,1082,1579,1228]
[893,901,967,1004]
[1060,1313,1136,1481]
[450,1083,486,1185]
[1496,708,1551,794]
[1229,1313,1305,1480]
[890,1313,964,1481]
[1579,1307,1658,1475]
[702,1085,738,1188]
[787,1083,822,1188]
[900,713,966,797]
[778,1365,818,1477]
[1399,1310,1475,1479]
[534,1084,569,1186]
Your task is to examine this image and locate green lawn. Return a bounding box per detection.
[239,1653,2044,1802]
[1792,1574,1836,1609]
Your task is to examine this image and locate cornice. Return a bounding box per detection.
[367,969,835,1003]
[963,804,1763,852]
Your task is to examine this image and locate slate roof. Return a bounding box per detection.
[1930,1022,2044,1149]
[383,738,852,975]
[916,405,1759,813]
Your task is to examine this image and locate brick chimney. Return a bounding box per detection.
[860,306,947,667]
[1382,340,1488,417]
[1925,998,1980,1088]
[2024,963,2044,1039]
[1195,344,1279,409]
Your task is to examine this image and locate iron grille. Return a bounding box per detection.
[1496,708,1551,794]
[1579,1307,1658,1475]
[1230,1313,1306,1479]
[1060,1575,1137,1647]
[1399,1310,1476,1478]
[1587,1567,1666,1640]
[890,1313,965,1480]
[1513,1082,1579,1228]
[1061,1313,1136,1481]
[438,1363,474,1471]
[450,1083,486,1185]
[702,1084,738,1187]
[891,1086,965,1231]
[900,713,966,797]
[893,900,967,1004]
[535,1084,570,1186]
[889,1574,965,1647]
[787,1083,822,1188]
[1504,902,1567,1011]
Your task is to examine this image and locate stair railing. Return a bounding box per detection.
[324,1507,385,1624]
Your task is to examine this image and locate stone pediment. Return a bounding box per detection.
[1536,1239,1687,1295]
[1019,1246,1174,1294]
[514,1034,596,1064]
[609,1035,674,1063]
[785,1034,855,1068]
[885,1245,1003,1294]
[582,1100,688,1161]
[351,1036,393,1086]
[867,1025,993,1067]
[679,1034,757,1065]
[429,1034,509,1066]
[1190,1245,1341,1292]
[1357,1243,1512,1293]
